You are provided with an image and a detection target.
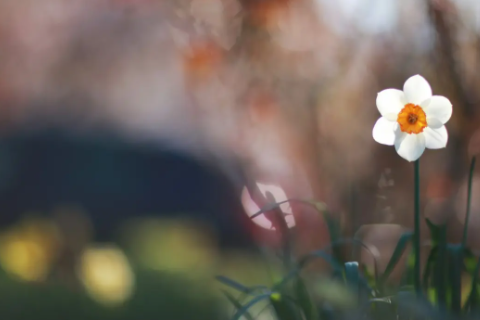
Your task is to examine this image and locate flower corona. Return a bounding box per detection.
[397,103,427,134]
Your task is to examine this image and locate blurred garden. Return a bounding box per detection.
[0,0,480,319]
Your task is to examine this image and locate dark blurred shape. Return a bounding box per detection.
[0,128,254,249]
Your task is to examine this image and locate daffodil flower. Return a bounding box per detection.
[372,75,452,162]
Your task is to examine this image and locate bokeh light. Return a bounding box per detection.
[78,244,135,306]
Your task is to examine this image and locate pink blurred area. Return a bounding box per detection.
[0,0,479,255]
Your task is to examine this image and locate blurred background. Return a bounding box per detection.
[0,0,479,319]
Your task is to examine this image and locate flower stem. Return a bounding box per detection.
[414,159,421,295]
[462,156,476,248]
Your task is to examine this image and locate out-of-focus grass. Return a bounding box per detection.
[0,265,225,320]
[0,215,283,320]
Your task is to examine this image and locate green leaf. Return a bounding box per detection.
[447,244,463,314]
[422,246,437,291]
[250,200,291,219]
[232,293,272,320]
[400,250,415,287]
[221,290,255,320]
[465,255,480,312]
[379,231,413,285]
[345,261,360,291]
[306,200,343,263]
[462,156,476,247]
[215,276,267,295]
[426,218,442,246]
[270,292,302,320]
[434,224,447,308]
[298,250,343,275]
[276,250,342,290]
[294,277,318,320]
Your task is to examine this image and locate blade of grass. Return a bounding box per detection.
[294,277,318,320]
[434,223,447,308]
[310,201,343,264]
[448,244,463,314]
[462,156,476,247]
[270,293,302,320]
[216,276,268,295]
[251,199,343,264]
[379,232,413,285]
[422,246,437,291]
[264,191,293,271]
[465,255,480,312]
[232,293,272,320]
[276,250,342,290]
[222,290,255,320]
[276,239,378,291]
[345,262,360,298]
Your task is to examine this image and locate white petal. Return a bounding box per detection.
[424,126,448,149]
[426,117,443,129]
[372,117,397,146]
[395,132,426,162]
[403,75,432,105]
[422,96,452,125]
[376,89,405,118]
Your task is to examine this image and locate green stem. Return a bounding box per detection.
[414,159,421,295]
[462,156,476,248]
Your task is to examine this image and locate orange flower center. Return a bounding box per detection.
[397,103,427,134]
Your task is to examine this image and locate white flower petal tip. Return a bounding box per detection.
[403,75,432,105]
[376,89,405,118]
[423,96,452,126]
[395,132,426,162]
[424,126,448,149]
[372,117,396,146]
[373,74,452,161]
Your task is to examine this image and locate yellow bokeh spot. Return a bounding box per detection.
[78,245,135,306]
[0,218,60,282]
[122,218,218,277]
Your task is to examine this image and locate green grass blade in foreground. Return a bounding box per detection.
[422,246,437,291]
[465,255,480,311]
[462,156,476,248]
[216,276,269,295]
[379,231,413,285]
[429,220,447,307]
[276,249,342,289]
[344,262,360,292]
[294,277,318,320]
[345,261,373,297]
[222,290,255,320]
[448,244,463,314]
[306,200,343,263]
[270,293,303,320]
[232,293,272,320]
[251,198,342,263]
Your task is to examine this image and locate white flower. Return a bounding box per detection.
[372,75,452,162]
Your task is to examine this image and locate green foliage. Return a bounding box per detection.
[218,156,480,320]
[0,268,223,320]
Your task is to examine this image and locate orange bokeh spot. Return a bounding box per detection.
[246,0,292,28]
[183,42,222,80]
[397,103,427,134]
